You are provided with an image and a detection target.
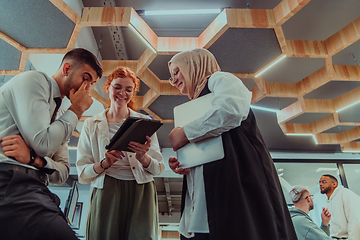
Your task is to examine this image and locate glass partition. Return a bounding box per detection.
[274,162,339,226]
[342,164,360,196]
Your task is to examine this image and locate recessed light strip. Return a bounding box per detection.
[145,9,221,16]
[250,105,279,113]
[336,100,360,112]
[285,133,318,144]
[128,24,156,53]
[255,55,286,78]
[285,133,313,136]
[342,150,360,153]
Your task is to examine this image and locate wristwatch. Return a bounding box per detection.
[29,148,36,165]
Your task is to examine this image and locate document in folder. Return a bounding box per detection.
[105,117,163,152]
[174,93,224,168]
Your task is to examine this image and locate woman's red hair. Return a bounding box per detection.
[103,66,140,110]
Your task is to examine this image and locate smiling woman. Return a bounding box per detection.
[166,48,297,240]
[76,66,165,240]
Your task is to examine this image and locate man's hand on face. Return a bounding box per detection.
[68,81,93,119]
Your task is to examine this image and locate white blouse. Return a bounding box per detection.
[179,71,252,238]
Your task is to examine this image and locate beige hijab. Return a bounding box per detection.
[168,48,221,99]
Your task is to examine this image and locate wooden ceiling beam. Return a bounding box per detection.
[273,0,311,25]
[81,7,131,26]
[129,8,158,51]
[333,86,360,112]
[0,70,21,75]
[277,98,334,125]
[332,65,360,81]
[303,99,334,113]
[157,37,199,54]
[25,48,68,54]
[264,82,298,97]
[312,113,338,134]
[285,40,328,58]
[296,67,329,96]
[198,10,228,49]
[325,16,360,55]
[325,57,334,79]
[49,0,81,24]
[72,131,80,138]
[0,32,26,51]
[315,133,341,145]
[317,126,360,145]
[277,100,303,124]
[281,122,313,134]
[250,86,267,104]
[102,60,138,76]
[226,9,276,28]
[274,26,288,53]
[254,76,267,94]
[18,52,28,72]
[67,25,82,50]
[341,142,360,152]
[90,89,108,108]
[136,48,157,75]
[159,81,182,95]
[138,68,162,93]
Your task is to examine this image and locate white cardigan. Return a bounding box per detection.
[76,109,164,189]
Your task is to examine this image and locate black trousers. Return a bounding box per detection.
[0,169,78,240]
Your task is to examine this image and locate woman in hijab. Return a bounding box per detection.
[168,48,297,240]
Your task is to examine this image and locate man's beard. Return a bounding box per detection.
[309,203,314,211]
[321,186,331,194]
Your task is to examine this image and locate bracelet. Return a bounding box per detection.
[29,148,36,165]
[100,159,110,170]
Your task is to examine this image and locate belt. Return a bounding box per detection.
[332,237,347,239]
[0,163,48,184]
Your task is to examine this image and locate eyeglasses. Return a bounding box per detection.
[318,180,330,185]
[305,195,314,200]
[110,84,134,94]
[169,68,180,86]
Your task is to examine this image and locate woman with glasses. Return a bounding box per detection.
[167,48,297,240]
[76,66,164,240]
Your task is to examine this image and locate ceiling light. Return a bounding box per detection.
[144,9,221,16]
[342,150,360,153]
[286,133,318,144]
[312,135,318,145]
[128,24,156,53]
[336,100,360,113]
[286,133,313,136]
[316,167,338,172]
[255,55,286,78]
[250,105,279,113]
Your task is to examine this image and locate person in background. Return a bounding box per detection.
[0,48,102,240]
[319,174,360,240]
[289,185,332,240]
[167,48,297,240]
[76,66,164,240]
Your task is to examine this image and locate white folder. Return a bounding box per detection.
[173,93,224,168]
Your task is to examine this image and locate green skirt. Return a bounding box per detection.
[86,175,159,240]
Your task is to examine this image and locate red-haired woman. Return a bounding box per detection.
[77,66,164,240]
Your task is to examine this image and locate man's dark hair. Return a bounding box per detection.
[61,48,103,78]
[322,174,338,183]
